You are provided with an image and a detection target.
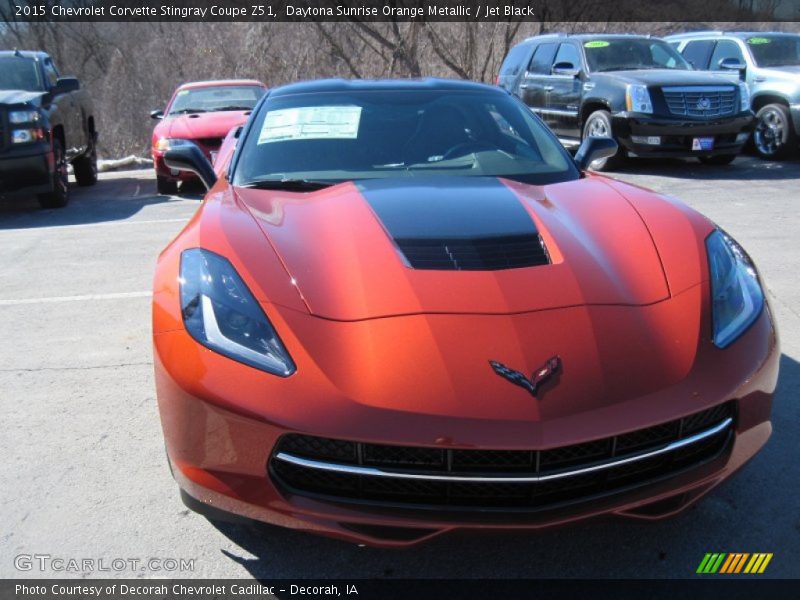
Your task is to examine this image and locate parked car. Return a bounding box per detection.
[150,79,266,194]
[498,34,754,169]
[667,31,800,159]
[152,78,777,547]
[0,50,98,208]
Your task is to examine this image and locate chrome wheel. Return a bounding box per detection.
[754,106,788,158]
[586,116,610,139]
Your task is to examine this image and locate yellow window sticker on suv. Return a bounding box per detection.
[258,106,362,144]
[584,41,610,48]
[747,37,771,45]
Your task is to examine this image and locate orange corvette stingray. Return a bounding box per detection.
[153,79,778,547]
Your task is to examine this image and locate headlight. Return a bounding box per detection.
[706,229,764,348]
[155,138,195,152]
[738,82,751,112]
[11,128,44,144]
[179,248,296,376]
[626,84,653,113]
[9,109,40,124]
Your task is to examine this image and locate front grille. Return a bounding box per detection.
[662,86,737,118]
[395,234,550,271]
[270,402,735,512]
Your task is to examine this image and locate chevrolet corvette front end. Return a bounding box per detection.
[153,79,778,547]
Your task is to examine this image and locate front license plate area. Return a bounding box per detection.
[692,137,715,151]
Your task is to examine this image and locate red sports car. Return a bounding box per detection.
[150,79,266,194]
[153,79,778,547]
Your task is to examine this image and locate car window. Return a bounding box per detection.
[42,59,59,87]
[167,85,266,115]
[583,38,690,72]
[233,89,580,187]
[0,56,45,92]
[527,43,558,75]
[680,40,715,69]
[709,40,745,69]
[500,43,532,76]
[553,43,581,70]
[745,35,800,67]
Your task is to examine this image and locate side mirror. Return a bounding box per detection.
[575,136,618,171]
[52,77,80,95]
[164,145,217,190]
[552,61,579,77]
[719,57,746,80]
[150,109,164,120]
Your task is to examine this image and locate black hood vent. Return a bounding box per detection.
[358,177,551,272]
[395,234,549,271]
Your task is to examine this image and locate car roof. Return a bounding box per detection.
[0,50,48,61]
[666,31,800,40]
[178,79,266,90]
[269,78,500,97]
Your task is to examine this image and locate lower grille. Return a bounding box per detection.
[269,402,735,512]
[662,86,737,118]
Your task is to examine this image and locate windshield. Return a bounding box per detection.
[233,89,580,187]
[583,38,691,72]
[745,35,800,67]
[167,85,265,115]
[0,56,44,92]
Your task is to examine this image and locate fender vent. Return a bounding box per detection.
[395,234,550,271]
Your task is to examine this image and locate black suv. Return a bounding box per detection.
[498,34,754,169]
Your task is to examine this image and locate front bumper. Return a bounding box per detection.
[0,142,54,197]
[612,112,754,158]
[154,297,779,547]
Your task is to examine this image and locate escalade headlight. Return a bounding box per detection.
[9,109,40,124]
[738,83,751,112]
[706,229,764,348]
[626,84,653,113]
[179,248,296,376]
[155,138,195,152]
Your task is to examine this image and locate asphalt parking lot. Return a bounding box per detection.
[1,156,798,580]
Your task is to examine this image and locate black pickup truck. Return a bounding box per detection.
[498,34,754,169]
[0,50,97,208]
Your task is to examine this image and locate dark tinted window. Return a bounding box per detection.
[681,40,715,69]
[583,38,690,72]
[0,56,44,91]
[43,60,59,87]
[500,43,532,76]
[234,89,579,187]
[745,35,800,67]
[553,43,581,70]
[709,40,745,69]
[528,43,558,74]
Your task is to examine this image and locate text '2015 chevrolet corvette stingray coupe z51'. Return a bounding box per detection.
[153,79,778,547]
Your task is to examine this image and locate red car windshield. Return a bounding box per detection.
[233,89,580,187]
[167,85,265,115]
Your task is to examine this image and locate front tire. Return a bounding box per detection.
[753,103,796,160]
[582,110,624,171]
[157,176,178,195]
[37,139,69,209]
[698,154,737,166]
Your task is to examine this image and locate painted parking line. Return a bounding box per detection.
[0,291,152,306]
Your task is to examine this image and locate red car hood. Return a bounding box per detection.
[235,176,678,321]
[158,110,250,140]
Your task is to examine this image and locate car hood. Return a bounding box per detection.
[758,65,800,81]
[235,176,674,321]
[593,69,738,87]
[0,89,44,106]
[160,110,250,140]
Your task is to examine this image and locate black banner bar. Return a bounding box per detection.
[2,0,800,22]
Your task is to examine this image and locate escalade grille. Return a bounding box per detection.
[395,234,550,271]
[662,86,737,118]
[270,402,735,512]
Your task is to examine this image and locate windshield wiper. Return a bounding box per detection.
[242,178,334,191]
[215,105,253,112]
[171,108,208,114]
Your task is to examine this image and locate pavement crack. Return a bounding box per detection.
[0,361,153,373]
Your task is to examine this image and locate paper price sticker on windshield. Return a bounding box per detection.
[258,106,362,144]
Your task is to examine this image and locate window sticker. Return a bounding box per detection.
[257,106,362,144]
[584,40,610,48]
[747,37,771,45]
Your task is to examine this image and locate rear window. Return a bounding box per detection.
[500,44,532,76]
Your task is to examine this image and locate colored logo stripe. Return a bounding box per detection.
[697,553,773,574]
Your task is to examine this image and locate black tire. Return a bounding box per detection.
[37,139,69,209]
[72,138,98,187]
[753,103,797,160]
[582,109,624,171]
[698,154,737,166]
[157,176,178,195]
